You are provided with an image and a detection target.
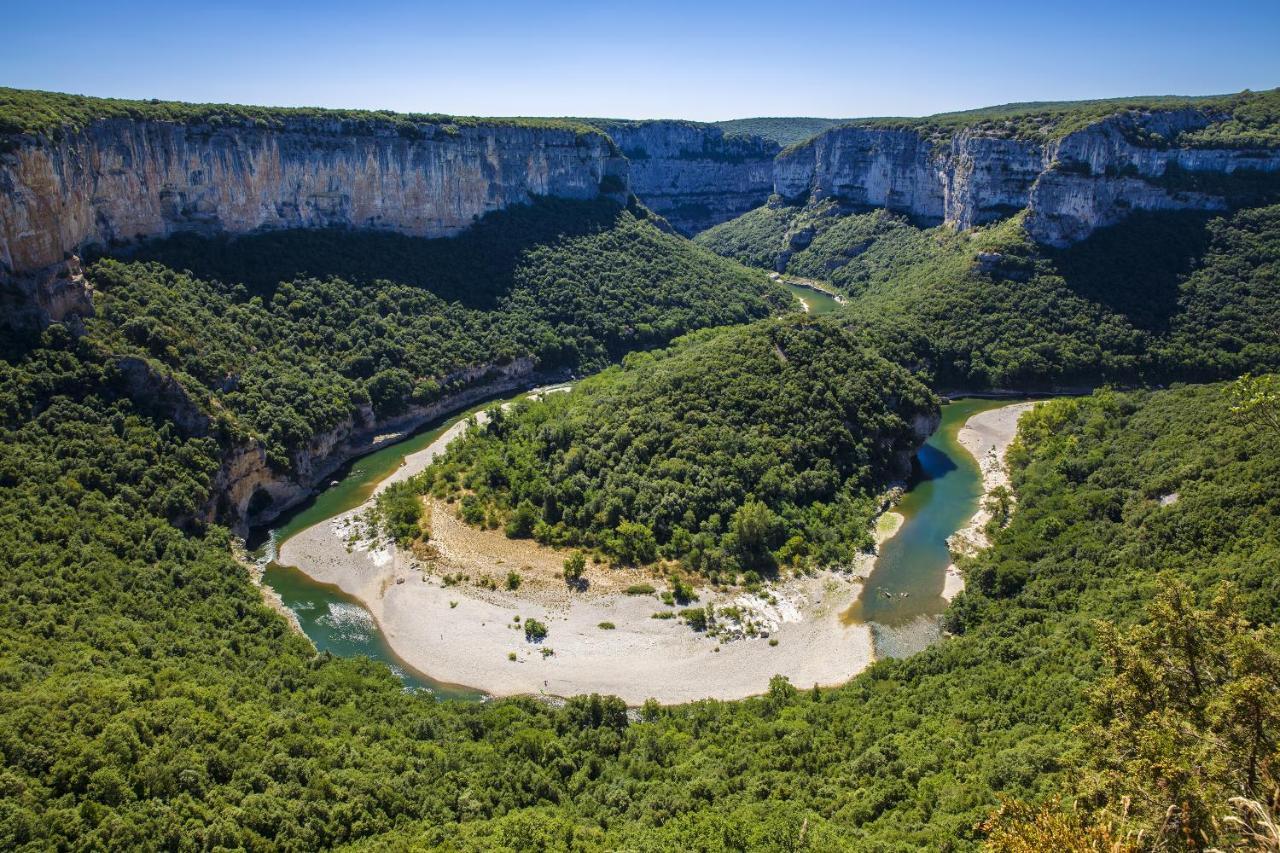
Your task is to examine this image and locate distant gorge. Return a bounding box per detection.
[3,105,1280,312]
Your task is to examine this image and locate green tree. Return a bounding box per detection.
[1230,373,1280,438]
[505,500,538,539]
[614,520,657,565]
[730,499,783,570]
[1082,579,1280,847]
[563,550,586,585]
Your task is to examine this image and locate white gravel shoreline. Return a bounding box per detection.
[276,397,896,705]
[942,401,1039,601]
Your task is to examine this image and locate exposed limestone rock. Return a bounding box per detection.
[599,121,777,235]
[0,254,93,333]
[774,109,1280,244]
[0,117,628,281]
[210,357,541,535]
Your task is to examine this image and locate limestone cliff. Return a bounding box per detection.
[594,120,778,235]
[211,358,542,535]
[0,115,628,320]
[774,108,1280,245]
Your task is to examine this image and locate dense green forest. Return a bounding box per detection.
[74,199,786,469]
[3,84,1280,849]
[4,315,1275,848]
[0,86,604,140]
[697,201,1280,388]
[409,317,937,579]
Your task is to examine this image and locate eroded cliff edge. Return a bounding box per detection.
[0,114,628,323]
[591,120,778,235]
[773,106,1280,245]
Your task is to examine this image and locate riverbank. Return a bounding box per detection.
[943,401,1038,600]
[276,406,903,703]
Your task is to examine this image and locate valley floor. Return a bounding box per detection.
[276,402,1029,704]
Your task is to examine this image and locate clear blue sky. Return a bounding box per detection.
[4,0,1277,121]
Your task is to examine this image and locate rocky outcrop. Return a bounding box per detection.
[775,128,945,223]
[211,357,541,535]
[774,109,1280,244]
[597,121,778,235]
[0,116,628,284]
[0,253,94,331]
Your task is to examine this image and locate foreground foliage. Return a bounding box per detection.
[4,309,1276,850]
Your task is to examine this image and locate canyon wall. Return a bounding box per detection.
[0,116,628,321]
[596,120,778,235]
[774,109,1280,245]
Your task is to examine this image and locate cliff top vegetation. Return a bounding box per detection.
[781,88,1280,153]
[0,86,611,142]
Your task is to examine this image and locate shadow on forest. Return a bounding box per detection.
[1050,210,1214,333]
[109,197,628,310]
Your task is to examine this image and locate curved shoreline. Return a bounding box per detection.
[943,401,1039,601]
[275,397,898,704]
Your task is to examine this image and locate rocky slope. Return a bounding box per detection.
[0,114,628,323]
[592,120,778,234]
[774,107,1280,245]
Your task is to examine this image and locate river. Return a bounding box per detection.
[256,392,1019,699]
[781,281,844,314]
[841,397,1023,658]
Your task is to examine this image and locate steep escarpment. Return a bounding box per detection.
[0,91,628,325]
[589,119,778,234]
[774,93,1280,245]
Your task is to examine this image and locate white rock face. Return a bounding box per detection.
[0,117,628,278]
[773,109,1280,244]
[602,121,778,234]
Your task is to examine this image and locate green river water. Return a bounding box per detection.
[781,281,843,314]
[257,383,1023,698]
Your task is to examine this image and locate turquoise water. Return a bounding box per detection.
[256,392,532,700]
[260,386,1026,694]
[782,281,843,315]
[843,397,1029,659]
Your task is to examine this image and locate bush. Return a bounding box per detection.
[563,550,586,584]
[523,618,548,642]
[506,571,522,590]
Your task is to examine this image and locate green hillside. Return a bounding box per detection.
[76,198,787,469]
[0,86,606,140]
[411,317,937,578]
[713,117,848,146]
[697,201,1280,388]
[5,323,1274,848]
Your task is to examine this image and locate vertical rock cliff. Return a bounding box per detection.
[594,120,778,235]
[773,108,1280,244]
[0,115,628,322]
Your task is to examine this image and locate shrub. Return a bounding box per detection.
[523,618,548,642]
[563,550,586,584]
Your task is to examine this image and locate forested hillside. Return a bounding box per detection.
[74,199,787,469]
[410,317,937,579]
[697,200,1280,388]
[3,83,1279,853]
[6,313,1273,848]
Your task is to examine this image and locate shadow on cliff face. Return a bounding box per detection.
[112,197,628,310]
[1049,210,1214,333]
